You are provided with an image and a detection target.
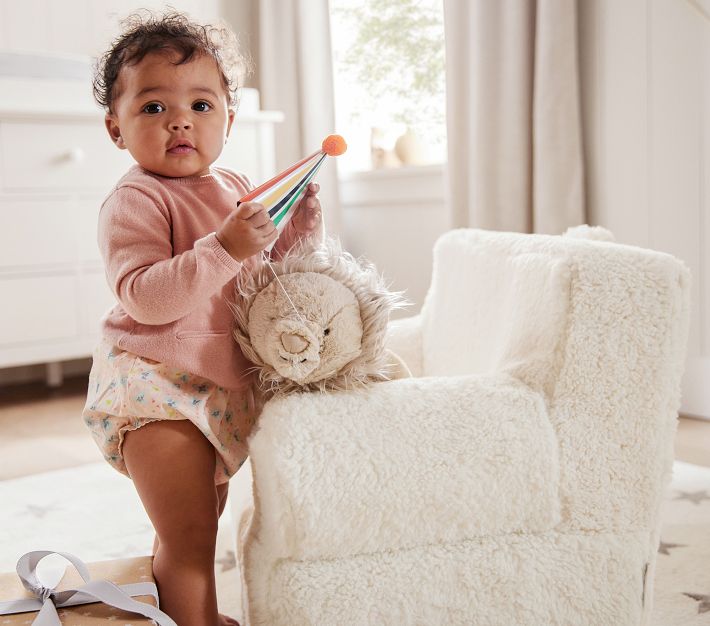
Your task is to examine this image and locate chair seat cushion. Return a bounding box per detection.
[256,529,648,626]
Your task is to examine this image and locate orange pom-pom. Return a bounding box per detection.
[322,134,347,156]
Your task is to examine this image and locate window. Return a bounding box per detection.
[329,0,447,173]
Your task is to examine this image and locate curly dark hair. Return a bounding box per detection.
[93,10,250,112]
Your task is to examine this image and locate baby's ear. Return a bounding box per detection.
[226,108,236,140]
[105,114,125,149]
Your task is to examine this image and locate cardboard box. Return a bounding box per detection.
[0,555,160,625]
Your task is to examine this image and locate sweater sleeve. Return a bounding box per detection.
[98,185,242,325]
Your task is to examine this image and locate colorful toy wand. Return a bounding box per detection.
[238,134,347,251]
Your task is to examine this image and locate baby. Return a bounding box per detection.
[82,11,322,626]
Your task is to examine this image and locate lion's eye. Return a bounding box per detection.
[323,328,330,336]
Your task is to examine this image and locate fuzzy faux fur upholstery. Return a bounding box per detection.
[235,227,691,625]
[386,315,424,377]
[264,531,650,625]
[248,374,560,562]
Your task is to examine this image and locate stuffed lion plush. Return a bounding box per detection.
[231,238,409,396]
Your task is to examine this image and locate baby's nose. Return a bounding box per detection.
[281,332,309,354]
[170,121,192,130]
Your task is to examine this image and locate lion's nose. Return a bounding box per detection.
[281,332,309,354]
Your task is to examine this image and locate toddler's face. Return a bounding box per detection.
[105,51,234,178]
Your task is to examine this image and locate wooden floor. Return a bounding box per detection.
[0,376,104,480]
[0,375,709,480]
[673,413,710,467]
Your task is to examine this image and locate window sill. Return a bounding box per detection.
[338,162,446,208]
[339,162,445,182]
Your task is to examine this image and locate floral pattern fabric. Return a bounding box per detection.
[82,341,258,485]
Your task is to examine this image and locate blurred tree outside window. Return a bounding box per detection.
[329,0,447,172]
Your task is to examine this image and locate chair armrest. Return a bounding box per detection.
[247,373,560,562]
[385,314,423,376]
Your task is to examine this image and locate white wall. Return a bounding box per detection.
[579,0,710,418]
[340,165,450,317]
[218,0,260,90]
[0,0,220,58]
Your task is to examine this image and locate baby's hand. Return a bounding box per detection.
[291,182,322,234]
[216,202,278,261]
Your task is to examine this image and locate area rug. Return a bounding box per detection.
[0,461,708,624]
[651,460,710,625]
[0,462,242,619]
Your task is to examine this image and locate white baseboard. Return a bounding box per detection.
[0,358,91,388]
[682,356,710,420]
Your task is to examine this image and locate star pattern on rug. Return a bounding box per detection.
[658,540,686,555]
[683,592,710,614]
[26,504,55,518]
[673,489,710,505]
[216,549,236,572]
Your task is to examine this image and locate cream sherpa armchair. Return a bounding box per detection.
[232,227,691,626]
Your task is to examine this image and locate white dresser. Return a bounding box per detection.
[0,53,282,383]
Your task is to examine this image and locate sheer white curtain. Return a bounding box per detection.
[443,0,585,234]
[258,0,342,235]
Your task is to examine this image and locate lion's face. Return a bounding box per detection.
[232,238,406,395]
[247,272,363,384]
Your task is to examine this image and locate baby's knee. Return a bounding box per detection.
[159,514,219,557]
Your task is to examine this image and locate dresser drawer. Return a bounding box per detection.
[74,195,105,263]
[0,275,78,345]
[0,197,78,267]
[81,271,117,336]
[0,196,105,268]
[0,120,132,191]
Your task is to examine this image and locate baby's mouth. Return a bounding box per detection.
[167,139,196,154]
[167,144,195,155]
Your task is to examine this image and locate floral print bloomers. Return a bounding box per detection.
[82,340,259,485]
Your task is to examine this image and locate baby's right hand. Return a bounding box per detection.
[216,202,278,261]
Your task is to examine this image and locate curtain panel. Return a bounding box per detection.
[444,0,586,234]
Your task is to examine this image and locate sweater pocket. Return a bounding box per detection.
[176,330,229,339]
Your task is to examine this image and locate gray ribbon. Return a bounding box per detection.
[0,550,177,625]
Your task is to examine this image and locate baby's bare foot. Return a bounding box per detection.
[218,613,240,626]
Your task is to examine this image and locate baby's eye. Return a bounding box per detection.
[142,103,164,114]
[192,101,211,112]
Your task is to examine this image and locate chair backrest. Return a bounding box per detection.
[420,229,572,397]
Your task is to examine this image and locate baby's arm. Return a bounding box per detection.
[99,186,243,325]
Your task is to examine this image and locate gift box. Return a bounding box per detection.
[0,551,176,625]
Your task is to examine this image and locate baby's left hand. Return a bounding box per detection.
[292,182,322,234]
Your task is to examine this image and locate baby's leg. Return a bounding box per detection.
[123,419,221,626]
[152,482,229,554]
[217,482,229,516]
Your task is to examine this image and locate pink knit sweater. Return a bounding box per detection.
[98,165,308,390]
